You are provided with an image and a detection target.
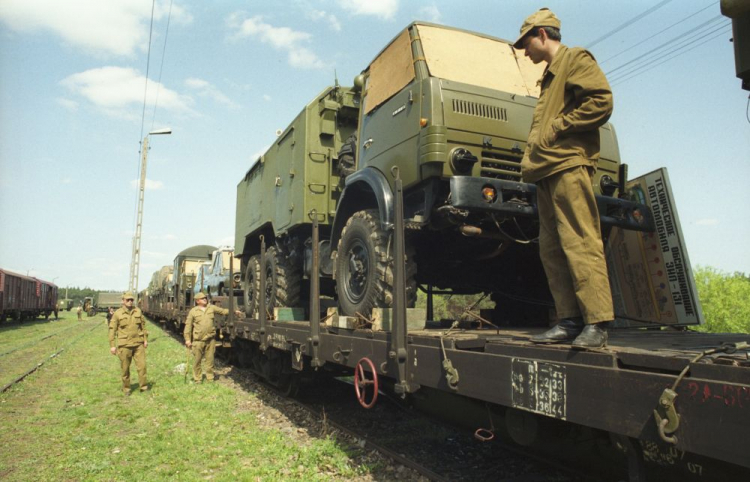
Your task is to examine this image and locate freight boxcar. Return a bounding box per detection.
[0,269,58,322]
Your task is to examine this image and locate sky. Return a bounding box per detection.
[0,0,748,291]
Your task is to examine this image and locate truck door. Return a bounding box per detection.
[275,127,295,230]
[606,168,704,327]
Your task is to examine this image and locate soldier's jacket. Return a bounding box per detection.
[184,305,229,343]
[109,307,148,348]
[521,45,613,183]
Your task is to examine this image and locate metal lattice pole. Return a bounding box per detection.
[129,136,150,295]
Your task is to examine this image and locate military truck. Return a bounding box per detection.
[82,297,96,317]
[97,292,122,313]
[57,299,73,311]
[235,22,649,322]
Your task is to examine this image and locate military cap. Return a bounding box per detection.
[195,292,207,300]
[122,292,135,300]
[513,8,561,49]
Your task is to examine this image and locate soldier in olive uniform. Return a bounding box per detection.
[109,292,148,394]
[184,293,240,383]
[513,9,614,348]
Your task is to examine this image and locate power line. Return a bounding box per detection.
[131,0,158,280]
[606,16,727,79]
[609,22,730,84]
[586,0,675,49]
[600,1,718,65]
[150,0,174,131]
[610,25,731,86]
[139,0,157,143]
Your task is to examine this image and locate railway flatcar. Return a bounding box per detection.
[0,269,58,322]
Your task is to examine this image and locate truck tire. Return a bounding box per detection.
[243,256,261,317]
[335,209,417,318]
[265,245,302,310]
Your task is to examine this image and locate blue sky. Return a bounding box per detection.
[1,0,748,290]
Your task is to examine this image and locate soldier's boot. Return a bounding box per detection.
[530,317,584,344]
[123,389,131,396]
[140,385,149,392]
[572,324,608,349]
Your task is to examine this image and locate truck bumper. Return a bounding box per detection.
[449,176,655,232]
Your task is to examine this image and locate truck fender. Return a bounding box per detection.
[329,167,393,252]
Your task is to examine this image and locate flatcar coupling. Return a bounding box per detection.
[653,341,750,445]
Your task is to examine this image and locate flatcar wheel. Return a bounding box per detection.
[354,357,379,409]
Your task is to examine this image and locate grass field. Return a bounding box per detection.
[0,311,375,481]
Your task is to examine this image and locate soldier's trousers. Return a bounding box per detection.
[536,166,614,325]
[118,344,147,391]
[192,338,216,382]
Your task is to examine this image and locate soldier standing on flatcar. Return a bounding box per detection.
[512,9,614,348]
[184,292,240,383]
[109,292,148,395]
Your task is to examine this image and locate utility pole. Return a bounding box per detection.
[128,129,171,296]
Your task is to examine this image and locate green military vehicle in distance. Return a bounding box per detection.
[235,22,650,322]
[97,292,122,313]
[57,299,73,311]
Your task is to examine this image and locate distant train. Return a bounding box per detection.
[0,269,58,322]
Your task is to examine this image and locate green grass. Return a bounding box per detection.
[0,313,372,481]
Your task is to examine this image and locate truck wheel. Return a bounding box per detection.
[265,245,302,309]
[335,209,417,318]
[243,256,261,317]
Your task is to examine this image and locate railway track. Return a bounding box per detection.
[0,322,86,358]
[0,321,101,393]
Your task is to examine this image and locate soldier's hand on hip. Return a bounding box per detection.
[110,347,117,355]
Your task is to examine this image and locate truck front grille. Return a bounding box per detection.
[480,150,522,181]
[452,99,508,121]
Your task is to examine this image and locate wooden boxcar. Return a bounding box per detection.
[0,269,58,321]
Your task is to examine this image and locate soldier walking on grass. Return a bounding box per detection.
[77,305,82,321]
[184,292,240,383]
[108,292,148,395]
[513,8,614,348]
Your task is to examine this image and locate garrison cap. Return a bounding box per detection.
[513,8,561,49]
[122,292,135,300]
[195,292,207,300]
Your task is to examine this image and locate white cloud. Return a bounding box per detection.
[61,178,72,184]
[130,178,164,190]
[695,218,719,226]
[337,0,398,20]
[61,66,195,119]
[185,77,238,108]
[227,14,326,70]
[419,5,442,23]
[306,9,341,32]
[0,0,192,57]
[262,94,272,102]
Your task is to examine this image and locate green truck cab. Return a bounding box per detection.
[235,22,649,322]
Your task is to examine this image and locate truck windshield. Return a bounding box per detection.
[416,24,544,98]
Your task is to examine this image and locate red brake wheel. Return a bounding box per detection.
[354,357,379,409]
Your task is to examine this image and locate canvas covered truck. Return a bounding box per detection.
[97,292,122,313]
[235,22,699,329]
